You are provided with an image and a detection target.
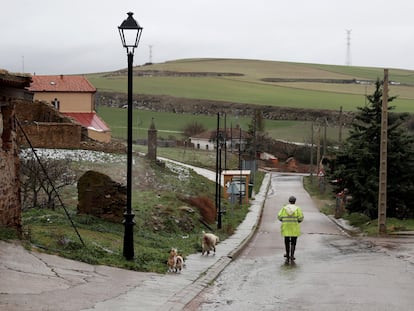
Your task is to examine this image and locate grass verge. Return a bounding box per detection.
[2,151,264,274]
[303,176,414,235]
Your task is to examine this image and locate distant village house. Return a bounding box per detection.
[189,125,249,151]
[28,75,111,143]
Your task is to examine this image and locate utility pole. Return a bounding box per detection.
[338,106,343,149]
[346,29,352,66]
[148,45,153,63]
[378,69,388,235]
[310,122,314,183]
[316,124,321,175]
[323,117,327,157]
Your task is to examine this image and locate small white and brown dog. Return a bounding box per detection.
[175,254,184,273]
[167,248,185,273]
[201,231,219,256]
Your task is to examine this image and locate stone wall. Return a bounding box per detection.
[17,122,82,149]
[0,103,21,229]
[0,149,20,228]
[77,171,126,223]
[15,100,82,149]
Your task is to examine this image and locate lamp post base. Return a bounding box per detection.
[123,212,135,260]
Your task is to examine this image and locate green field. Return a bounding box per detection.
[98,106,343,143]
[88,58,414,113]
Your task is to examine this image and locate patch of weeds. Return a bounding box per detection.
[0,226,19,240]
[343,213,371,227]
[320,202,335,215]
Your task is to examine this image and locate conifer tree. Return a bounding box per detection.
[333,79,414,219]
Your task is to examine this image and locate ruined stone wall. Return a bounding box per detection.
[17,122,82,149]
[0,149,21,228]
[0,103,21,229]
[15,100,82,149]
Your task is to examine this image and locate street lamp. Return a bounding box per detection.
[215,112,224,229]
[217,131,224,229]
[118,12,143,260]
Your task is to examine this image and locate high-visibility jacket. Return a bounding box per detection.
[278,204,304,237]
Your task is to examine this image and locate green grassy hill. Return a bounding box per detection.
[88,58,414,113]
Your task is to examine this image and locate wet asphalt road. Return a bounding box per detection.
[195,173,414,311]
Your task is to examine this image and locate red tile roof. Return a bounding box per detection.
[63,112,110,132]
[28,75,96,92]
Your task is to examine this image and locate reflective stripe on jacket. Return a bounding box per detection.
[277,204,304,237]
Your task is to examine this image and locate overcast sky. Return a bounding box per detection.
[1,0,414,75]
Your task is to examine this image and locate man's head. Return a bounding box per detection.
[288,196,296,204]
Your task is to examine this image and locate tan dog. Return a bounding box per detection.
[201,231,219,255]
[167,248,178,272]
[167,248,185,273]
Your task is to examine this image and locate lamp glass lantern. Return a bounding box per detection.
[118,12,143,54]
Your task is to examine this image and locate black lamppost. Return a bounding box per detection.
[215,112,224,229]
[118,12,143,260]
[217,131,224,229]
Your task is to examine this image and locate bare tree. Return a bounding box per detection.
[183,121,206,138]
[20,157,76,210]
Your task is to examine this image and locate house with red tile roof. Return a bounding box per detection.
[189,125,249,151]
[28,75,111,143]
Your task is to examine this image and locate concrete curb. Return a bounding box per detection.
[327,215,361,237]
[227,173,271,260]
[168,173,272,310]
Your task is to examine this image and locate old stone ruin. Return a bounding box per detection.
[77,170,126,222]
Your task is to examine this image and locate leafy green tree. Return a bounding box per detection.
[333,79,414,219]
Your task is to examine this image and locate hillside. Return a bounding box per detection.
[88,58,414,113]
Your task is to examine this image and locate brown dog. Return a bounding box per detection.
[167,248,178,272]
[167,248,185,273]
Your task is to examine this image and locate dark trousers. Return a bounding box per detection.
[284,237,297,259]
[284,236,297,247]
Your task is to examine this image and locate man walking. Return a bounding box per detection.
[278,196,304,262]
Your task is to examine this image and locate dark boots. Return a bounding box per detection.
[284,238,290,260]
[284,242,290,260]
[290,244,296,261]
[284,237,297,262]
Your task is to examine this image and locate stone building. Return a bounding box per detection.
[0,70,32,230]
[189,125,249,151]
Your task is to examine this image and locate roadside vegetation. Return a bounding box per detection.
[303,176,414,235]
[1,148,264,273]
